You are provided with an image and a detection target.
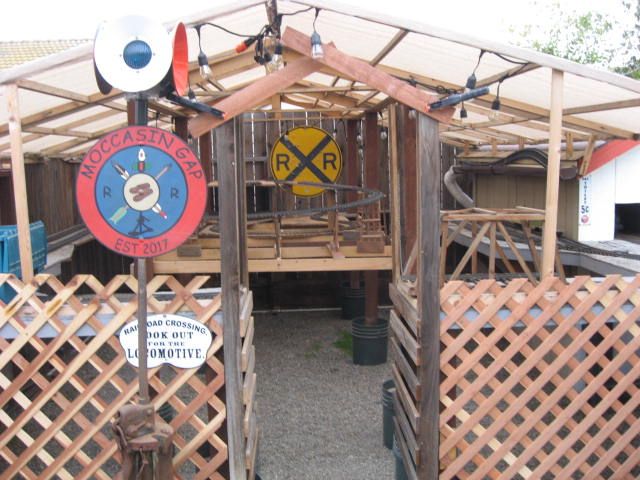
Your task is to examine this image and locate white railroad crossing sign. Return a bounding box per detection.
[270,126,342,197]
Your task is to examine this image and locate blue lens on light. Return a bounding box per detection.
[123,40,152,69]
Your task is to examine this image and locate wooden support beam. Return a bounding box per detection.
[416,112,440,479]
[400,105,418,271]
[578,135,597,177]
[6,84,33,281]
[199,132,214,214]
[189,56,321,137]
[542,69,563,278]
[476,63,541,88]
[217,119,247,480]
[389,104,402,284]
[563,97,640,115]
[371,29,409,66]
[364,112,380,325]
[281,27,454,124]
[17,79,91,103]
[0,89,122,137]
[327,28,408,107]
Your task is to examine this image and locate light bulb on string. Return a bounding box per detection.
[266,40,284,73]
[310,9,324,59]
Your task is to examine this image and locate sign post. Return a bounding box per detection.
[134,98,151,408]
[76,99,206,479]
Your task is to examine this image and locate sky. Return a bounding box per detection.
[0,0,631,45]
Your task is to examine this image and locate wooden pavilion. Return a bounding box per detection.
[1,1,640,479]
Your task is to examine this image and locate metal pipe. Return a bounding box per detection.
[443,166,474,208]
[473,140,605,152]
[133,97,150,405]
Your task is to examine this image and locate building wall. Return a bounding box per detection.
[475,175,579,240]
[578,147,640,242]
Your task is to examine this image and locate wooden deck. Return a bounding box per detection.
[153,216,392,274]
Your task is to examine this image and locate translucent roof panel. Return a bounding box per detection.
[0,0,638,157]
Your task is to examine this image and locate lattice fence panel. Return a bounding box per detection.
[0,273,228,480]
[439,275,640,479]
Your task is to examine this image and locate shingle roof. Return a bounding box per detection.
[0,40,89,70]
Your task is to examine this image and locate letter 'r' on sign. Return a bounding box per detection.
[269,126,342,197]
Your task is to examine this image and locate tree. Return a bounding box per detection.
[512,2,617,67]
[616,0,640,78]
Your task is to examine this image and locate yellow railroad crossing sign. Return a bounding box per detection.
[270,126,342,197]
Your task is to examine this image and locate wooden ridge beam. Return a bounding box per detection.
[281,27,454,124]
[189,56,321,137]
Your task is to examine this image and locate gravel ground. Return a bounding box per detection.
[253,309,395,480]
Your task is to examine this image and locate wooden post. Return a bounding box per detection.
[541,69,564,277]
[389,104,401,284]
[400,105,417,272]
[364,112,379,325]
[234,117,249,287]
[346,119,360,289]
[6,84,33,282]
[416,112,440,479]
[199,132,214,214]
[216,120,247,480]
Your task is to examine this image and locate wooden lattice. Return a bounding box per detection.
[391,275,640,479]
[0,274,230,480]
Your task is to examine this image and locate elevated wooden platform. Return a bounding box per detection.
[153,216,392,274]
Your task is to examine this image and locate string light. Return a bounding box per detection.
[489,81,502,120]
[195,26,212,80]
[310,8,324,59]
[460,102,468,119]
[266,39,284,73]
[465,50,484,91]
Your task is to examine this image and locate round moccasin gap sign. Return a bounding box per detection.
[76,126,206,258]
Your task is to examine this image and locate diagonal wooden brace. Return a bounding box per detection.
[188,56,322,137]
[281,27,455,124]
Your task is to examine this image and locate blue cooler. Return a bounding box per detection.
[0,221,47,303]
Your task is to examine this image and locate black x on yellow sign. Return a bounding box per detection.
[270,126,342,197]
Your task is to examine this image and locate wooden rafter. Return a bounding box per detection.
[326,28,409,108]
[563,97,640,115]
[282,27,454,124]
[375,62,637,138]
[189,56,322,137]
[476,64,541,88]
[0,108,118,152]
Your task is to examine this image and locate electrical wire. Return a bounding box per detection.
[279,6,314,17]
[197,22,258,38]
[492,52,530,66]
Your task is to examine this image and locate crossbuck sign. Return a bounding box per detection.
[270,126,343,197]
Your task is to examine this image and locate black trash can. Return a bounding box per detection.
[351,317,388,365]
[393,438,409,480]
[382,379,395,449]
[341,284,365,319]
